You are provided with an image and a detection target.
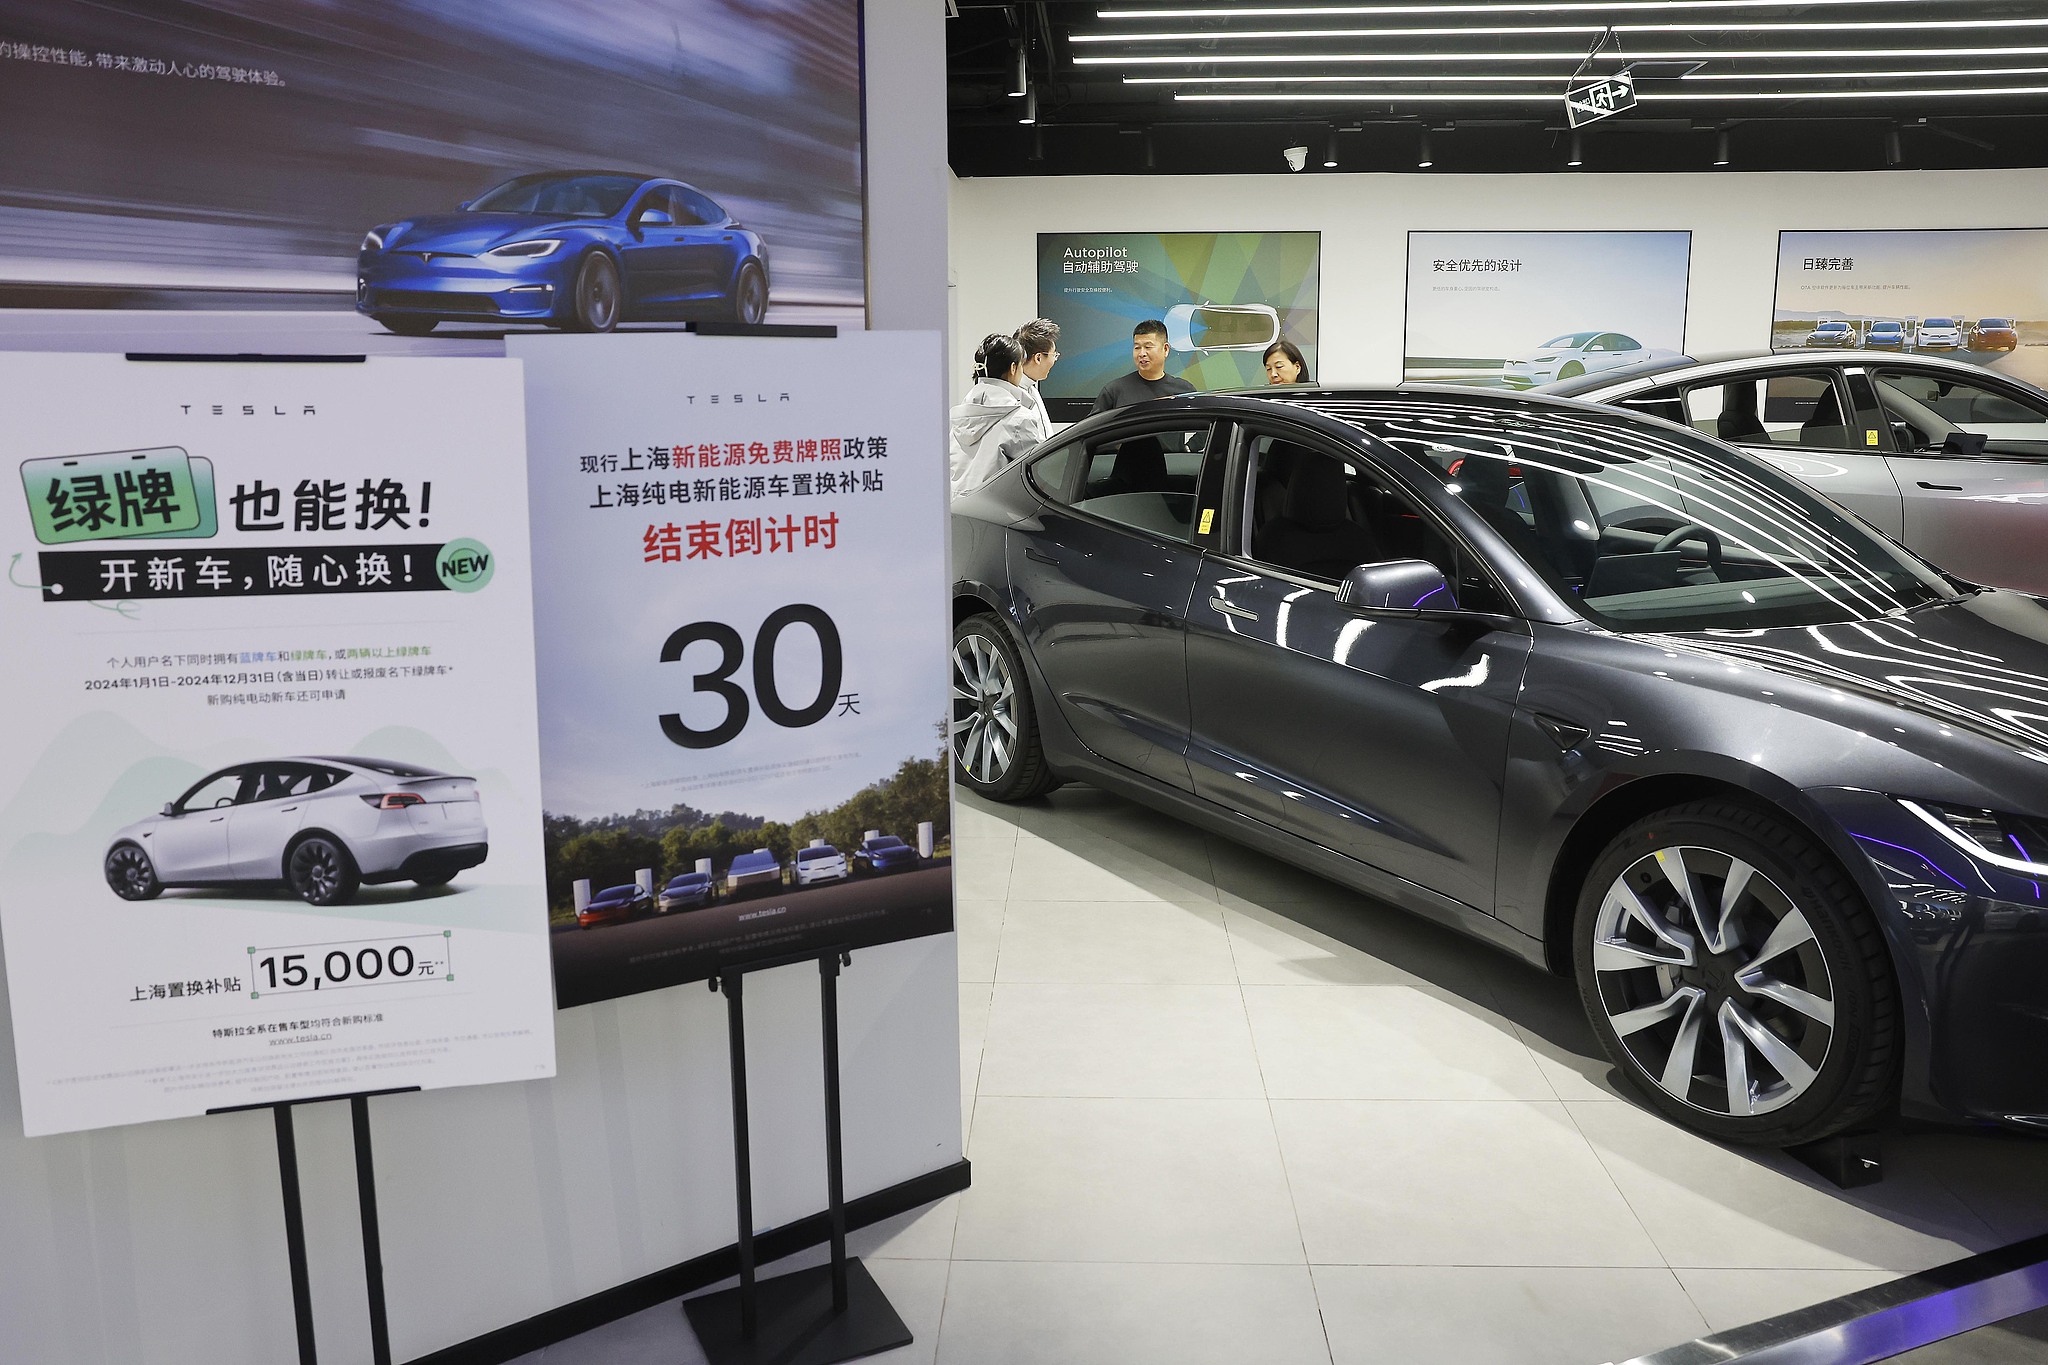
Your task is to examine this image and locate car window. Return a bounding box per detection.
[1681,372,1863,450]
[1543,332,1597,349]
[1069,423,1213,542]
[675,186,725,227]
[1871,369,2048,452]
[1618,385,1685,425]
[469,173,640,218]
[178,769,250,812]
[1241,430,1511,610]
[1345,401,1955,632]
[1026,442,1076,501]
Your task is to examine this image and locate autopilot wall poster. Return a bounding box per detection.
[0,354,556,1136]
[1036,232,1321,421]
[510,333,954,1009]
[1772,229,2048,387]
[1403,231,1692,388]
[0,0,864,351]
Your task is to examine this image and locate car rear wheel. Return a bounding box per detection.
[727,262,768,326]
[371,314,438,336]
[952,614,1059,802]
[106,843,162,901]
[287,836,361,906]
[1573,799,1897,1146]
[567,253,622,332]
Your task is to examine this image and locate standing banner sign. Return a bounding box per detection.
[0,354,556,1136]
[511,333,954,1010]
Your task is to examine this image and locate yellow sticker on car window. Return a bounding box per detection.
[1198,508,1216,534]
[1866,430,1879,446]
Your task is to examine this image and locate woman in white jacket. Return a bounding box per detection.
[950,333,1048,498]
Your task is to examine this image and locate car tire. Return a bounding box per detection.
[1559,362,1584,380]
[567,253,622,333]
[106,842,163,901]
[951,613,1060,802]
[287,835,361,907]
[1572,798,1898,1147]
[726,262,768,326]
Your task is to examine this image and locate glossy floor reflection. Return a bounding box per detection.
[518,784,2048,1365]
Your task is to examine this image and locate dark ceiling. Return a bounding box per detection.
[946,0,2048,175]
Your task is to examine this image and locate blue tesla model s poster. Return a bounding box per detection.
[0,0,864,352]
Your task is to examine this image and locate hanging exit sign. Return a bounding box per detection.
[1566,72,1636,128]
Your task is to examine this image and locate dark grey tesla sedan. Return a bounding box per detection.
[950,386,2048,1147]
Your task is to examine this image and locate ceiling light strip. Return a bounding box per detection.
[1078,46,2048,65]
[1174,85,2048,102]
[1129,65,2048,84]
[1101,0,1959,18]
[1075,18,2048,43]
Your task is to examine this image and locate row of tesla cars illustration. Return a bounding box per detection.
[575,834,924,929]
[1803,317,2019,352]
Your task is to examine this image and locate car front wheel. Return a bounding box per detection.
[106,843,162,900]
[1573,799,1898,1146]
[951,614,1059,802]
[287,836,361,906]
[567,253,622,332]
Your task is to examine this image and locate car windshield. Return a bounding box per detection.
[797,847,838,861]
[468,173,640,218]
[1541,333,1599,349]
[319,756,439,777]
[599,885,636,900]
[1325,397,1960,633]
[1923,318,1957,328]
[668,875,706,887]
[1814,322,1849,331]
[867,837,904,849]
[1871,323,1902,333]
[1982,319,2015,328]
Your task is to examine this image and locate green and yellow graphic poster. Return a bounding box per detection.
[1037,232,1320,419]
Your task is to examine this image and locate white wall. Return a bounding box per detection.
[0,2,958,1362]
[949,167,2048,401]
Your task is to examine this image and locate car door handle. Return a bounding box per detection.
[1209,598,1259,621]
[1024,547,1059,566]
[208,816,226,823]
[1916,481,1964,491]
[281,806,297,813]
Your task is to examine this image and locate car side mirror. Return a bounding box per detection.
[1337,559,1456,612]
[636,209,673,228]
[161,802,177,817]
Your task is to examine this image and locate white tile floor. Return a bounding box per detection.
[519,784,2048,1365]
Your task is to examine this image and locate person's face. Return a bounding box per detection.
[1133,333,1167,378]
[1265,352,1302,385]
[1023,346,1058,382]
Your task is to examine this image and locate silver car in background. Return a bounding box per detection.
[104,756,488,906]
[1553,351,2048,594]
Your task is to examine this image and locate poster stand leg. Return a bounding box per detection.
[214,1088,415,1364]
[683,952,914,1365]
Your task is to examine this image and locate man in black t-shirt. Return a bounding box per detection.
[1093,319,1195,413]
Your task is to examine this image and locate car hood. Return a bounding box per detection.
[380,213,594,254]
[1661,590,2048,767]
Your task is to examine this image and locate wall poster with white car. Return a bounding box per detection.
[0,354,556,1136]
[1771,229,2048,387]
[512,332,954,1009]
[1403,230,1691,388]
[1036,231,1321,421]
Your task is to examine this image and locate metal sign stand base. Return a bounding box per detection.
[211,1087,416,1365]
[683,952,913,1365]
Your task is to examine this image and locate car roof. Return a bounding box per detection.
[1551,348,2048,402]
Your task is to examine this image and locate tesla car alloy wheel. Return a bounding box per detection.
[1576,802,1895,1145]
[571,254,621,332]
[105,844,161,900]
[953,633,1017,787]
[288,836,360,906]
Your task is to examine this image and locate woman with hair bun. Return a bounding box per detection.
[950,331,1047,496]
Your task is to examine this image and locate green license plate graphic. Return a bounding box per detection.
[21,447,205,544]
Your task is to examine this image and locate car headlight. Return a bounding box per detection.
[361,228,386,252]
[1898,799,2048,876]
[484,238,561,258]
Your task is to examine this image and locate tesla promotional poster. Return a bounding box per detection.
[0,355,556,1135]
[512,333,955,1009]
[0,0,864,353]
[1403,231,1693,388]
[1772,229,2048,387]
[1035,231,1321,421]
